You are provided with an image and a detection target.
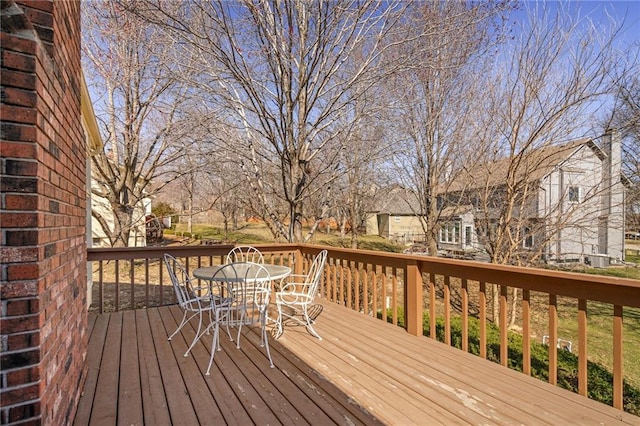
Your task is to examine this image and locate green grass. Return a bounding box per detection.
[172,223,405,252]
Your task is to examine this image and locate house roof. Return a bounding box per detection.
[369,186,421,215]
[80,69,103,156]
[444,138,594,193]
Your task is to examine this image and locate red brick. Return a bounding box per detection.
[6,332,40,352]
[5,230,39,246]
[7,263,40,280]
[4,158,38,176]
[0,315,39,334]
[24,6,54,28]
[7,402,41,423]
[0,281,39,299]
[0,382,40,406]
[0,246,39,263]
[0,141,37,158]
[2,86,37,107]
[18,1,54,14]
[0,176,38,193]
[0,211,38,227]
[4,194,38,210]
[1,50,36,73]
[0,122,37,142]
[5,366,40,387]
[0,68,36,90]
[0,104,37,124]
[6,299,39,316]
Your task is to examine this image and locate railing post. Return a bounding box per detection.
[405,260,423,336]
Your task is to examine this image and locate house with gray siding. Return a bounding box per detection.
[367,130,626,264]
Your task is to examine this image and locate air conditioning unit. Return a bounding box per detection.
[589,255,609,268]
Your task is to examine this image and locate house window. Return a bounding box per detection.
[439,222,460,244]
[523,227,534,249]
[464,225,473,247]
[394,216,401,222]
[568,186,581,203]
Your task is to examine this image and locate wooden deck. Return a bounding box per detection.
[75,301,638,425]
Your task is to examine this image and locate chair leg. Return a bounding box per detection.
[302,305,322,340]
[274,302,284,340]
[235,307,245,349]
[184,310,205,356]
[206,322,220,376]
[261,310,274,368]
[168,310,189,341]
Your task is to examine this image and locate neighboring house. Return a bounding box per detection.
[367,131,626,264]
[365,186,427,244]
[81,72,150,248]
[90,184,149,247]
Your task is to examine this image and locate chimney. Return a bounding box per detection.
[601,128,624,259]
[602,128,621,214]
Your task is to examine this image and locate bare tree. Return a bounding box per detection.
[468,2,625,266]
[386,1,514,255]
[442,3,629,326]
[129,0,411,242]
[83,1,195,246]
[605,43,640,231]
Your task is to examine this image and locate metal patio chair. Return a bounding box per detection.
[274,249,328,340]
[226,245,264,264]
[163,254,234,366]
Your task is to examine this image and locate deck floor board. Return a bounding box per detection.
[74,302,638,425]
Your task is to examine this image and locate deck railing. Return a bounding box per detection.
[87,243,640,412]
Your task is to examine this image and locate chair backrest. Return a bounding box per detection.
[163,253,202,310]
[211,262,271,324]
[226,246,264,264]
[304,250,328,300]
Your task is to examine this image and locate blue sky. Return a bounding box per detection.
[533,1,640,47]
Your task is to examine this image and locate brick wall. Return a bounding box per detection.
[1,1,87,424]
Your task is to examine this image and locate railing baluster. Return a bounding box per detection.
[144,259,149,308]
[381,269,387,322]
[99,260,104,314]
[549,294,558,385]
[130,259,135,310]
[372,266,378,317]
[331,263,337,302]
[461,278,468,353]
[346,266,352,310]
[479,281,486,359]
[613,305,623,409]
[406,260,423,337]
[392,269,398,326]
[444,275,451,345]
[523,289,531,375]
[354,263,360,313]
[339,261,344,306]
[429,273,436,339]
[578,298,587,395]
[115,260,120,312]
[362,266,368,315]
[159,258,164,306]
[500,284,508,366]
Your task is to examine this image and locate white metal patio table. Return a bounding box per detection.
[193,263,292,326]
